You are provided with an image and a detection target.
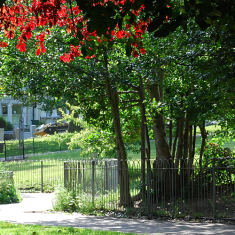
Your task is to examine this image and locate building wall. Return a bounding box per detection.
[0,97,64,128]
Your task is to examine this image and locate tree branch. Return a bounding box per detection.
[118,91,139,94]
[120,99,140,104]
[120,104,139,109]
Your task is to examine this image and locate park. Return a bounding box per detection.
[0,0,235,234]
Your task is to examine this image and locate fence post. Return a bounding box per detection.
[41,160,44,192]
[33,138,35,154]
[83,162,86,192]
[4,140,7,161]
[212,158,216,219]
[64,161,68,189]
[22,138,25,160]
[105,161,108,191]
[92,160,95,204]
[78,161,81,185]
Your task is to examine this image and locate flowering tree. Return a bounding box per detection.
[1,0,235,206]
[1,0,235,55]
[0,0,153,60]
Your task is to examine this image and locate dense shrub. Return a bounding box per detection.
[4,121,14,131]
[52,185,100,214]
[0,170,21,204]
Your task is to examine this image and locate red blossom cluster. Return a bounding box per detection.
[0,0,149,61]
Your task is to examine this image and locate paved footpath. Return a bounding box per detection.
[0,193,235,235]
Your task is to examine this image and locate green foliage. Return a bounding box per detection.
[52,185,117,215]
[4,121,14,131]
[68,127,116,159]
[52,185,74,211]
[0,116,6,129]
[203,142,234,161]
[0,168,21,204]
[0,221,134,235]
[0,180,20,204]
[58,106,116,159]
[52,186,97,214]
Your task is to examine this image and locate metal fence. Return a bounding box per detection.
[0,138,70,160]
[1,158,235,218]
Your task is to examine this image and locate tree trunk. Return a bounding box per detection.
[139,78,146,197]
[146,71,171,161]
[104,50,131,207]
[169,106,173,152]
[192,125,197,159]
[183,115,189,160]
[189,125,193,162]
[146,70,171,201]
[199,121,207,172]
[187,124,193,186]
[138,76,153,207]
[175,116,184,168]
[172,119,179,160]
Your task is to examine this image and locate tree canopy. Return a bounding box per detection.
[1,0,235,207]
[1,0,235,59]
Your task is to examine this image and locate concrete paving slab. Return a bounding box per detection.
[0,193,235,234]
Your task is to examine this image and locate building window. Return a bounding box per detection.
[2,104,7,115]
[12,104,22,115]
[12,104,22,125]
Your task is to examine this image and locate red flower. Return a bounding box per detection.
[140,48,145,54]
[0,41,8,48]
[133,50,139,57]
[36,48,40,56]
[7,30,15,39]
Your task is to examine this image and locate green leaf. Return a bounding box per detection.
[66,38,80,46]
[205,19,212,25]
[76,22,83,29]
[210,10,222,17]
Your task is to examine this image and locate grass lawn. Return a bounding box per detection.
[26,149,82,161]
[0,222,137,235]
[0,133,75,159]
[0,160,64,192]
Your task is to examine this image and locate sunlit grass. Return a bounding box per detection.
[1,160,64,192]
[0,133,75,159]
[26,149,82,161]
[0,222,137,235]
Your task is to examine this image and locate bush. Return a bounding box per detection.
[52,186,73,211]
[0,116,6,129]
[52,185,99,214]
[4,121,14,131]
[0,170,21,204]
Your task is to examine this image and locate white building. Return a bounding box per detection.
[0,97,67,129]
